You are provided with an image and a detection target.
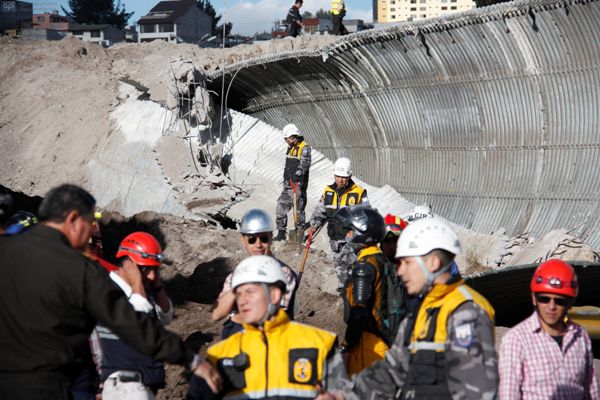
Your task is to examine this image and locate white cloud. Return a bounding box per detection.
[220,0,372,35]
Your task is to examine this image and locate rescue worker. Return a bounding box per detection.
[3,210,38,235]
[380,214,408,262]
[332,206,391,376]
[95,232,174,399]
[317,217,498,400]
[499,259,599,399]
[212,209,297,339]
[0,193,13,235]
[286,0,304,37]
[306,157,369,289]
[274,123,311,241]
[0,184,221,400]
[188,255,348,399]
[331,0,348,35]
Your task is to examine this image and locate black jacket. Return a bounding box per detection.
[0,225,193,381]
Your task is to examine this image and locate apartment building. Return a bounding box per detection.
[376,0,475,23]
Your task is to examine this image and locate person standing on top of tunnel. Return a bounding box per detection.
[211,208,297,339]
[317,217,498,400]
[274,123,312,242]
[306,157,369,291]
[331,0,348,35]
[286,0,304,37]
[499,259,599,399]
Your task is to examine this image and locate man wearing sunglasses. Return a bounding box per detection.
[212,209,297,339]
[499,259,599,399]
[95,231,176,399]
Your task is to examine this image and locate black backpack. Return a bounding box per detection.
[377,254,408,346]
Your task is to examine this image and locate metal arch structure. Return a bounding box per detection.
[208,0,600,247]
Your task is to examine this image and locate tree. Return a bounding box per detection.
[315,8,330,18]
[215,22,233,38]
[197,0,221,35]
[62,0,132,29]
[302,11,314,18]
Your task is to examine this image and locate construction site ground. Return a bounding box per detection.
[1,37,600,398]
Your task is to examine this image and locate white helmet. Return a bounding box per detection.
[395,217,460,259]
[407,204,433,222]
[282,123,301,139]
[333,157,352,177]
[231,255,286,290]
[240,209,274,234]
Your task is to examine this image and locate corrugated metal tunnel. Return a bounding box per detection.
[208,0,600,246]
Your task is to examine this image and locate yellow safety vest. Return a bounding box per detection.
[321,181,365,215]
[284,140,308,183]
[207,309,338,399]
[331,0,344,15]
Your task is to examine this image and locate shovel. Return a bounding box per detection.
[288,179,304,244]
[296,225,323,287]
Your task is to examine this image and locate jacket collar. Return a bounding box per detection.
[243,308,289,333]
[425,278,465,302]
[357,245,382,260]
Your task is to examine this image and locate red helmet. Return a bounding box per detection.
[384,214,408,238]
[530,259,578,297]
[116,232,163,267]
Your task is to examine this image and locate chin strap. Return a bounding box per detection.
[415,256,452,297]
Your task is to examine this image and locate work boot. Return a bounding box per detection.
[273,230,286,241]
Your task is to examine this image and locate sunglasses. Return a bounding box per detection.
[535,294,570,307]
[139,265,158,274]
[246,234,270,244]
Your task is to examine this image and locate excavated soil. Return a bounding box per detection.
[98,211,343,399]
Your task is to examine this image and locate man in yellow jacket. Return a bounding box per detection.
[188,255,348,399]
[317,217,498,400]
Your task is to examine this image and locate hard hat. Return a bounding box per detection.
[282,124,301,139]
[333,157,352,177]
[384,214,408,238]
[240,209,274,234]
[116,232,163,267]
[231,255,286,290]
[395,217,460,259]
[407,204,433,222]
[530,259,578,297]
[4,211,38,235]
[332,206,385,250]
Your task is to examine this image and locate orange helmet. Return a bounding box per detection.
[384,214,408,238]
[530,259,578,298]
[116,232,163,267]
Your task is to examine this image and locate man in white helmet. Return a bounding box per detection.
[274,123,312,242]
[317,217,498,400]
[188,255,348,399]
[306,157,369,289]
[211,209,297,339]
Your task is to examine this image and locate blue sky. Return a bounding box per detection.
[45,0,373,35]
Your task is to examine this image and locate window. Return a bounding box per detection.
[159,23,174,32]
[420,6,426,10]
[421,13,426,17]
[140,24,155,33]
[441,6,447,10]
[410,7,416,10]
[410,0,416,4]
[90,30,101,37]
[36,16,45,22]
[391,1,395,3]
[390,7,395,11]
[410,13,416,18]
[391,15,396,18]
[407,16,413,21]
[450,5,457,9]
[419,0,426,3]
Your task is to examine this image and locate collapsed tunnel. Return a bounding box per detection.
[208,0,600,247]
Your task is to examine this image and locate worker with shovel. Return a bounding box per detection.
[275,123,311,243]
[306,157,369,290]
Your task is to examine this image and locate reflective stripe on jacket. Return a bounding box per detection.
[402,280,495,398]
[207,309,339,399]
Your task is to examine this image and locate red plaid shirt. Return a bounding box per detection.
[499,312,599,399]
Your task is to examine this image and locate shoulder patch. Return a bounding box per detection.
[454,323,474,348]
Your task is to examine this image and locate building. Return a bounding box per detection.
[344,19,368,33]
[376,0,475,23]
[32,12,69,30]
[303,17,333,35]
[68,24,125,46]
[137,0,212,44]
[0,0,32,34]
